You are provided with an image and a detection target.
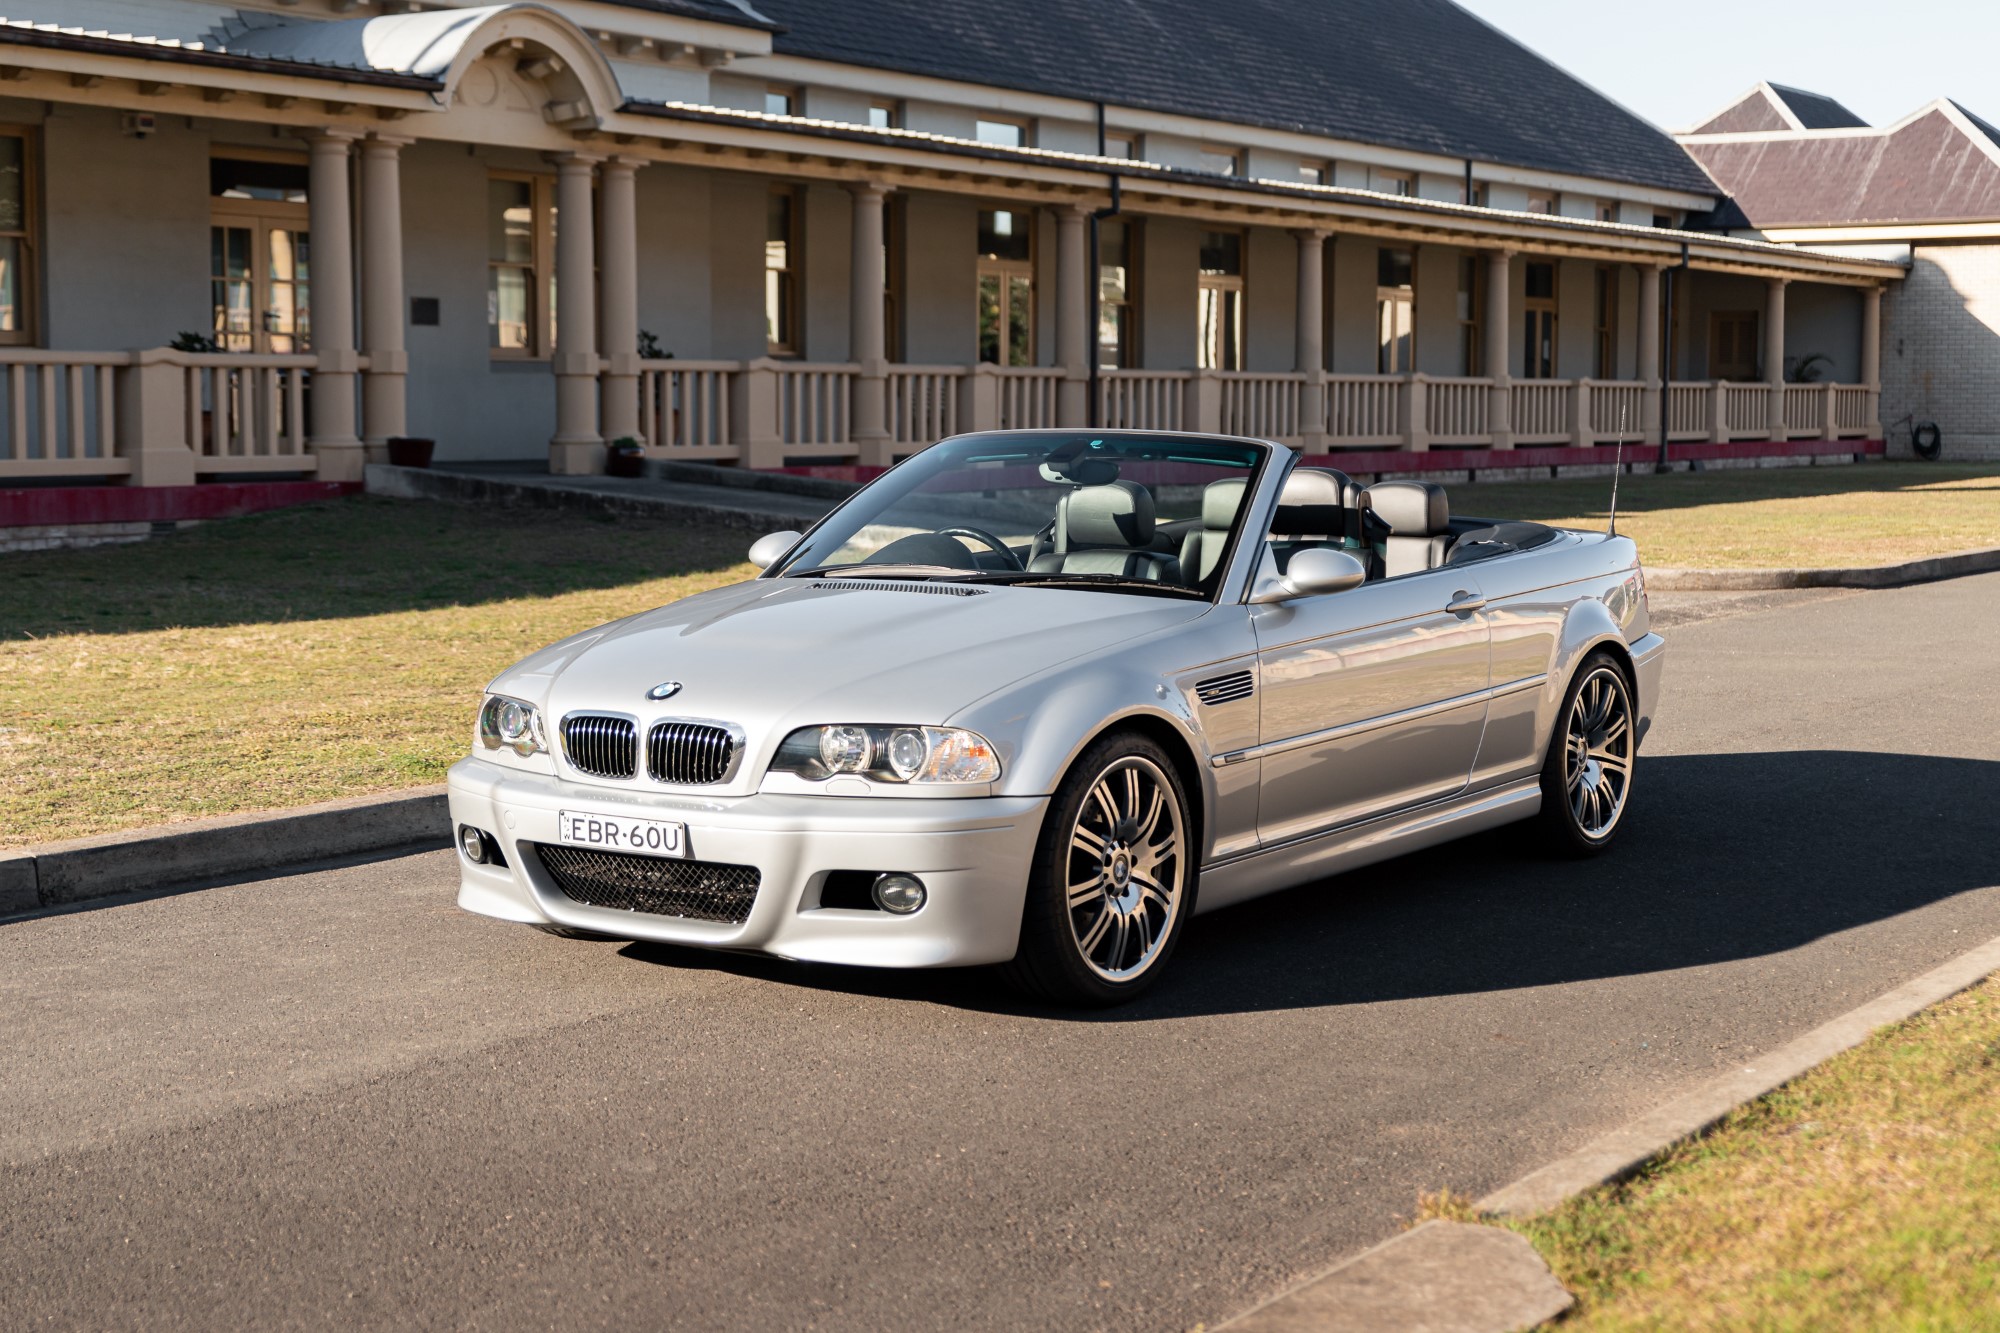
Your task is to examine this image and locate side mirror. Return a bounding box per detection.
[1250,547,1367,604]
[748,530,803,571]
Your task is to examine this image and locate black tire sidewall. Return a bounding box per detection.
[1009,732,1196,1005]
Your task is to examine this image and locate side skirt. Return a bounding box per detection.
[1192,779,1542,914]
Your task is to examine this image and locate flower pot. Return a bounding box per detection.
[387,436,435,469]
[606,449,646,478]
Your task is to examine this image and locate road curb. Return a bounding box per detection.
[363,463,822,532]
[1478,932,2000,1218]
[1647,544,2000,591]
[0,786,449,914]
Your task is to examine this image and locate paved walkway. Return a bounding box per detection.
[4,575,1997,1329]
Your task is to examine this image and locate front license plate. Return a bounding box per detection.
[557,811,688,858]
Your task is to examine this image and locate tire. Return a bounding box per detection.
[1002,733,1196,1007]
[531,923,628,941]
[1535,653,1637,857]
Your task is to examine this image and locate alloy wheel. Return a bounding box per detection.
[1564,666,1633,840]
[1063,756,1185,982]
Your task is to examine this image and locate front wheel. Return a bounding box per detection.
[1003,734,1195,1006]
[1536,653,1636,856]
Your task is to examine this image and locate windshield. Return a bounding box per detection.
[768,432,1268,599]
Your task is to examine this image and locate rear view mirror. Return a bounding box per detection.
[1251,547,1367,604]
[749,530,803,571]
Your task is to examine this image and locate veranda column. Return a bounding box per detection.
[1294,228,1328,449]
[848,180,892,465]
[1485,249,1514,449]
[1765,277,1789,440]
[598,155,645,446]
[303,129,363,480]
[1054,204,1089,426]
[359,133,412,462]
[549,152,603,474]
[1637,262,1664,448]
[1860,284,1884,436]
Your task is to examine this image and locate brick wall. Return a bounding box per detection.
[1881,243,2000,460]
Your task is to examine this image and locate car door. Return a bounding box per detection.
[1251,565,1492,845]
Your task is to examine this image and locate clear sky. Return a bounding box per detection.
[1452,0,2000,133]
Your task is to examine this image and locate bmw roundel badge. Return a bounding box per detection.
[646,681,684,701]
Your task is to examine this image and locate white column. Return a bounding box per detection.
[549,152,603,474]
[1295,228,1328,449]
[1485,249,1514,449]
[1054,204,1089,425]
[1860,284,1883,436]
[848,180,892,464]
[1766,276,1789,439]
[598,155,644,446]
[303,129,363,480]
[1637,262,1663,448]
[359,133,411,461]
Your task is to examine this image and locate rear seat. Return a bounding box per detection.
[1267,467,1362,572]
[1362,481,1452,577]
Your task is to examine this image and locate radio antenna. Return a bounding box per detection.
[1607,401,1627,538]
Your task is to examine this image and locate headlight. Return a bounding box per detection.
[477,694,546,756]
[773,725,1001,784]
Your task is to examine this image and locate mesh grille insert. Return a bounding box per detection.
[647,721,736,785]
[561,714,638,779]
[533,843,760,925]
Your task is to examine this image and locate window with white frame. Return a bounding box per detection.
[1102,133,1138,160]
[1526,191,1558,215]
[975,118,1030,149]
[213,153,311,355]
[766,186,802,355]
[1373,169,1414,196]
[1596,201,1617,224]
[0,126,32,344]
[867,100,900,130]
[977,208,1034,366]
[487,172,556,357]
[1299,160,1329,186]
[1196,147,1240,177]
[1376,247,1415,373]
[764,86,799,117]
[1197,229,1244,371]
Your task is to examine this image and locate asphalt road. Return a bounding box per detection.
[6,574,1999,1330]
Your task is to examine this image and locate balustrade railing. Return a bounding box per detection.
[1510,381,1571,443]
[180,353,315,471]
[993,367,1063,431]
[1722,383,1768,438]
[1425,377,1489,443]
[1667,383,1709,441]
[637,359,735,455]
[1325,374,1402,444]
[1783,384,1821,438]
[1587,381,1645,440]
[887,366,962,445]
[0,351,126,478]
[1832,384,1872,436]
[1098,370,1187,432]
[1218,372,1303,440]
[775,363,855,449]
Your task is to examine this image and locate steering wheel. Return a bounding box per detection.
[935,526,1025,571]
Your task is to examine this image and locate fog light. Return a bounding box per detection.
[459,824,491,865]
[872,873,927,915]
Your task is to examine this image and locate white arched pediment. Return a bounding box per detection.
[227,3,622,128]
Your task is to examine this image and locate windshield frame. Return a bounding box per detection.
[761,430,1277,603]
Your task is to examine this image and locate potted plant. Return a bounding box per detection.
[387,436,436,468]
[606,436,646,477]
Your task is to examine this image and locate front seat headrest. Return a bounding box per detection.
[1065,480,1156,547]
[1201,476,1247,531]
[1274,467,1354,536]
[1364,481,1449,536]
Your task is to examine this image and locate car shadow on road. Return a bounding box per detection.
[617,750,2000,1021]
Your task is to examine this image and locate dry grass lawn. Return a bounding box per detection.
[1505,976,2000,1328]
[2,460,1996,847]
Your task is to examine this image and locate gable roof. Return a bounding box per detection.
[1682,100,2000,227]
[1692,82,1869,135]
[747,0,1717,196]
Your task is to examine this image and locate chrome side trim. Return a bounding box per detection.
[1210,674,1546,767]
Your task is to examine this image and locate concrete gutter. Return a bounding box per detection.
[0,787,448,915]
[1647,544,2000,591]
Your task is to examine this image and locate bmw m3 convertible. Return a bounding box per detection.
[449,430,1664,1004]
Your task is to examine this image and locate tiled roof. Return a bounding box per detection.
[596,0,778,28]
[1769,84,1868,131]
[1691,83,1868,135]
[748,0,1718,196]
[1684,103,2000,227]
[0,10,439,85]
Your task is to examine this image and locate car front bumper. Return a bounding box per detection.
[447,758,1049,968]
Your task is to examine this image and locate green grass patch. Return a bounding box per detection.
[1495,976,2000,1328]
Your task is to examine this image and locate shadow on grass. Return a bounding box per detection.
[618,749,2000,1021]
[0,494,758,638]
[1466,461,2000,524]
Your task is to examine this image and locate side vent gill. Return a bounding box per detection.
[1194,670,1255,706]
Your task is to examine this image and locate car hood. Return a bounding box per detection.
[493,578,1207,786]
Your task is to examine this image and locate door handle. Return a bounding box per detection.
[1445,591,1486,615]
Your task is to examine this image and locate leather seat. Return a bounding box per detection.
[1363,480,1452,578]
[1177,477,1247,586]
[1030,480,1181,582]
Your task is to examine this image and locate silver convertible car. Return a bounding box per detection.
[449,430,1664,1005]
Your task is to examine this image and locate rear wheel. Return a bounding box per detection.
[1003,734,1194,1006]
[1536,653,1635,856]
